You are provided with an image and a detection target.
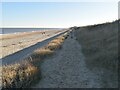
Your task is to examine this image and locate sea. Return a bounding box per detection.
[0,28,63,34]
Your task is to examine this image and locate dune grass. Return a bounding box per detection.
[74,20,118,87]
[1,34,67,88]
[46,37,65,50]
[2,63,39,88]
[75,20,118,71]
[31,48,54,60]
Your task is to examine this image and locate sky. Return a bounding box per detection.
[1,2,118,28]
[1,0,120,2]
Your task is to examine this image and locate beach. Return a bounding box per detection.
[0,30,64,58]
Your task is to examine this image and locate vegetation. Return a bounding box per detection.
[75,20,118,86]
[1,34,68,88]
[75,21,119,87]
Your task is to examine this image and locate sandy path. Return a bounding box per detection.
[33,32,104,88]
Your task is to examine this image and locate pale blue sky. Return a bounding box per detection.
[1,2,118,28]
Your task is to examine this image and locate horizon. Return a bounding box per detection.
[1,2,118,28]
[0,19,118,28]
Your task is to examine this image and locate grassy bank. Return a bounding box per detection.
[74,20,118,87]
[1,33,68,88]
[75,21,118,88]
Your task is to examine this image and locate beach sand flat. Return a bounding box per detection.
[0,30,62,58]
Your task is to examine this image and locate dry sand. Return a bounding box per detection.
[0,30,63,58]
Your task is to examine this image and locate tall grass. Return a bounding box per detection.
[46,37,65,50]
[1,34,67,88]
[2,63,39,88]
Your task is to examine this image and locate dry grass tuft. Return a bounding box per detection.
[31,48,54,59]
[46,37,65,50]
[1,35,66,88]
[2,62,39,88]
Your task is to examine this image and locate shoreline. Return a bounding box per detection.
[0,30,65,59]
[0,28,63,35]
[0,29,62,40]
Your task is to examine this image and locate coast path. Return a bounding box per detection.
[33,32,102,88]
